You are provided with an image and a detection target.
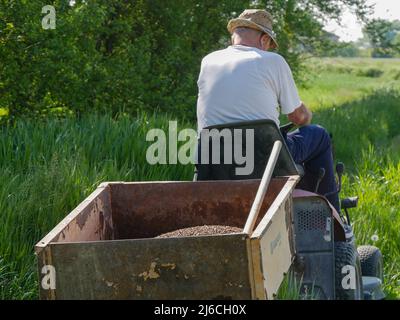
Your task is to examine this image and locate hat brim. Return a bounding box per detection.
[227,18,278,49]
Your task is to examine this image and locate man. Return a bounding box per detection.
[196,9,340,212]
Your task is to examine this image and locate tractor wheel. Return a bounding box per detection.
[357,245,383,280]
[334,241,363,300]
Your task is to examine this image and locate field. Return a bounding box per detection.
[0,58,399,299]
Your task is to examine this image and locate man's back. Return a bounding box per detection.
[196,44,301,132]
[195,9,339,212]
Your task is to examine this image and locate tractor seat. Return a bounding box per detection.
[195,119,302,181]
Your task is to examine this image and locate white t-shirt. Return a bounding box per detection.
[196,45,301,132]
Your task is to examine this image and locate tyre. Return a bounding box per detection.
[357,245,383,280]
[334,241,363,300]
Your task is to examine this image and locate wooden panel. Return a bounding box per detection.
[249,238,266,299]
[35,184,114,254]
[109,179,288,239]
[37,246,56,300]
[250,176,298,299]
[46,234,252,300]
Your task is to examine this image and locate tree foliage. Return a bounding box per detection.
[0,0,371,120]
[363,19,400,58]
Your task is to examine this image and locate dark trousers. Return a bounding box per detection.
[285,125,340,212]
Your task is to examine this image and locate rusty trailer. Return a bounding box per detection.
[35,176,299,300]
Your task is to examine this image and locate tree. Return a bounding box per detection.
[363,19,400,58]
[0,0,373,120]
[252,0,372,77]
[326,42,361,58]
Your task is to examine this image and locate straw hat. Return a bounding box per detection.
[227,9,278,49]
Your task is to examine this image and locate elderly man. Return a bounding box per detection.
[196,9,340,212]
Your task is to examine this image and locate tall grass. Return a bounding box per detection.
[345,149,400,298]
[309,60,400,298]
[0,113,194,299]
[0,58,399,299]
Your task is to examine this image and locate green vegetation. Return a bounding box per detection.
[0,0,371,119]
[302,58,400,299]
[364,19,400,58]
[300,58,400,111]
[0,58,399,299]
[323,19,400,59]
[0,113,194,299]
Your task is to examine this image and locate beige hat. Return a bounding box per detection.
[227,9,278,49]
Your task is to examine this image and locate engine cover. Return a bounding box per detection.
[292,193,335,300]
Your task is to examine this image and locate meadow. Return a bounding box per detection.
[0,58,399,299]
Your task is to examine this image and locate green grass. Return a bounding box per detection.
[0,113,194,299]
[0,58,399,299]
[300,58,400,111]
[302,58,400,298]
[317,89,400,299]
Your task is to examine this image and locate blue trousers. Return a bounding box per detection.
[285,125,340,212]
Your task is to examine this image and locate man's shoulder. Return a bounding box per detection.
[202,47,232,62]
[259,51,286,64]
[257,52,292,76]
[201,47,288,68]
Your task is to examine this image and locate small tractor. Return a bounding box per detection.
[195,119,385,300]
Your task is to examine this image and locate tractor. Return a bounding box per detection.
[195,119,385,300]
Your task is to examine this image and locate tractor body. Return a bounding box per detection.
[196,119,385,300]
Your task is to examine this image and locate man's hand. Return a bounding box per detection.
[288,103,312,126]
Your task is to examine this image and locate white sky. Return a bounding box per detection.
[325,0,400,42]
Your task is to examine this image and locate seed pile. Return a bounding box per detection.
[156,225,242,238]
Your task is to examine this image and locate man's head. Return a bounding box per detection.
[231,27,273,51]
[227,9,278,51]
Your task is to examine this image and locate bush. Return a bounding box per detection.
[0,0,371,120]
[356,68,384,78]
[0,1,241,120]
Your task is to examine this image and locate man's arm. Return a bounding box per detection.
[274,55,311,125]
[287,102,312,126]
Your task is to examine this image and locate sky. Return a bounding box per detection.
[325,0,400,42]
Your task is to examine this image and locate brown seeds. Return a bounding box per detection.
[156,225,242,238]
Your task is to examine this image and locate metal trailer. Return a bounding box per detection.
[35,177,299,300]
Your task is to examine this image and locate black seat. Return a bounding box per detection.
[195,119,302,181]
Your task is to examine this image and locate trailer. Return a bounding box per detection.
[35,176,299,300]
